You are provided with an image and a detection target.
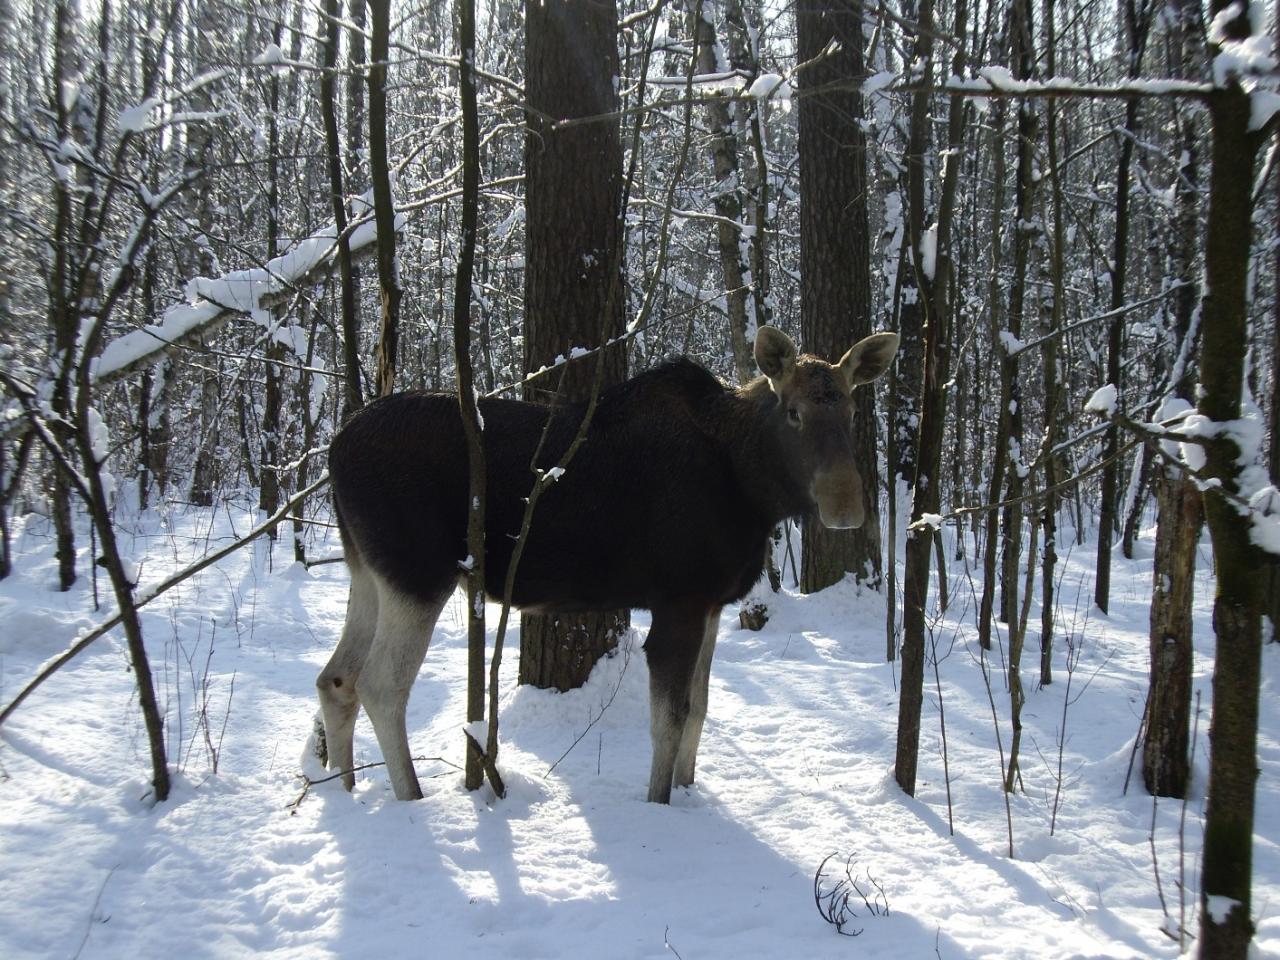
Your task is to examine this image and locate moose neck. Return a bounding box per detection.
[716,376,813,527]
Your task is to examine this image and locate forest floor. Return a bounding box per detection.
[0,498,1277,959]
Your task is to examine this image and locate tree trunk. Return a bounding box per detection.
[322,0,362,416]
[795,0,879,594]
[692,8,755,383]
[455,0,489,794]
[1144,1,1201,796]
[1039,0,1067,686]
[368,0,401,398]
[259,15,285,526]
[1143,469,1200,796]
[1197,5,1266,952]
[894,0,965,797]
[977,93,1008,651]
[1096,2,1151,612]
[1000,0,1039,792]
[519,0,627,692]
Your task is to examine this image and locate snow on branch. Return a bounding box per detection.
[93,204,402,386]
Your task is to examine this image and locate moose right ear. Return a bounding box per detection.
[754,326,797,385]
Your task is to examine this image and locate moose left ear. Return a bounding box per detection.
[838,332,900,387]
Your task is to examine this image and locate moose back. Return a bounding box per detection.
[316,326,898,803]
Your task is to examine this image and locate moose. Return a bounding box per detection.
[316,325,899,803]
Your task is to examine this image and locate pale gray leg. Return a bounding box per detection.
[673,606,721,788]
[355,581,449,801]
[316,563,379,790]
[645,606,707,803]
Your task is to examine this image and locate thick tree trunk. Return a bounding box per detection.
[519,0,627,691]
[796,0,879,593]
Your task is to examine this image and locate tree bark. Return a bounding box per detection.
[796,0,880,593]
[322,0,363,416]
[692,7,755,384]
[1001,0,1039,792]
[1095,2,1151,613]
[895,0,965,796]
[368,0,401,398]
[1143,1,1201,797]
[519,0,627,692]
[1197,4,1266,952]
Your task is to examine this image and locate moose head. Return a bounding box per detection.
[753,326,900,530]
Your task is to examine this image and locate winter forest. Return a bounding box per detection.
[2,0,1280,956]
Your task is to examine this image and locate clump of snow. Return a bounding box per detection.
[1205,894,1242,925]
[862,70,897,95]
[1084,383,1117,416]
[748,72,792,102]
[913,512,945,532]
[1178,412,1216,473]
[253,43,286,66]
[117,98,161,134]
[919,224,938,281]
[1249,486,1280,556]
[998,330,1026,356]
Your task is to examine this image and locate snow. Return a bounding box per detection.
[1,500,1278,959]
[252,43,286,67]
[747,72,791,102]
[919,224,938,281]
[1084,383,1117,417]
[1250,91,1280,132]
[95,197,403,382]
[998,330,1026,356]
[117,99,161,134]
[862,70,897,96]
[1205,894,1241,925]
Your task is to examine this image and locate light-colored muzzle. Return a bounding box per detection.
[812,466,865,529]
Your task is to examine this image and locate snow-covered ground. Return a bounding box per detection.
[1,499,1277,959]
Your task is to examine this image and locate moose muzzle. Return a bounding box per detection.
[811,465,865,529]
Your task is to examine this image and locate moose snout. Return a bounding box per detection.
[811,466,865,529]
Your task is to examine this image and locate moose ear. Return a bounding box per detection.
[754,325,797,384]
[838,332,900,387]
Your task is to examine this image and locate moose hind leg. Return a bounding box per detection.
[645,606,707,803]
[317,563,379,790]
[356,580,450,801]
[674,606,721,789]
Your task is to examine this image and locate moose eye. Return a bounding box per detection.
[787,406,801,426]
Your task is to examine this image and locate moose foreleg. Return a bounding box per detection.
[673,606,721,789]
[645,606,708,803]
[317,564,379,790]
[355,583,449,801]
